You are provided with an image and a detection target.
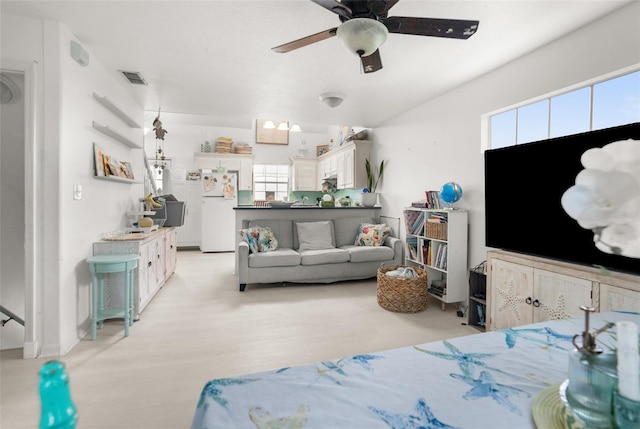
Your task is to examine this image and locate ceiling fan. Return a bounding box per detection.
[272,0,479,74]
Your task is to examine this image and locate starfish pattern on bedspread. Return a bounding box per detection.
[276,354,384,386]
[500,326,573,349]
[369,397,460,429]
[413,341,506,378]
[197,377,258,409]
[450,370,531,415]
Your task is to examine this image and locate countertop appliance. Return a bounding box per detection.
[201,170,237,252]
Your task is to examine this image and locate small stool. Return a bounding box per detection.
[87,254,139,340]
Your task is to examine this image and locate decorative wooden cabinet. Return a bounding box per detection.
[600,283,640,312]
[291,158,318,191]
[403,208,468,310]
[171,180,202,248]
[486,250,640,331]
[93,228,177,318]
[489,258,591,330]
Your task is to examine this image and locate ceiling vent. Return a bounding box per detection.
[119,70,147,85]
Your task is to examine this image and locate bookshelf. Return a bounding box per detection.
[403,207,468,310]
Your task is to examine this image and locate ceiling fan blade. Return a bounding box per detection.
[272,28,338,53]
[381,0,400,14]
[311,0,352,19]
[361,49,383,74]
[383,16,479,39]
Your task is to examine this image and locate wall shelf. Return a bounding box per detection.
[92,121,141,149]
[92,93,141,128]
[94,175,140,184]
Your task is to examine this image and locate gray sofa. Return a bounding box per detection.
[237,216,403,291]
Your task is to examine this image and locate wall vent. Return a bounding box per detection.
[119,70,147,85]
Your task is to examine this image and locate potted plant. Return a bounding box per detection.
[362,158,385,207]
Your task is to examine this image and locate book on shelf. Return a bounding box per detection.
[425,190,442,209]
[411,200,429,208]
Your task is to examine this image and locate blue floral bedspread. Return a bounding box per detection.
[191,311,639,429]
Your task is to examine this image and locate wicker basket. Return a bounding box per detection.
[377,265,428,313]
[425,222,447,240]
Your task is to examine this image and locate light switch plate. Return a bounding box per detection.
[73,184,82,200]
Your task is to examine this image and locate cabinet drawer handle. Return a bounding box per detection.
[532,299,540,307]
[525,297,532,305]
[148,261,152,267]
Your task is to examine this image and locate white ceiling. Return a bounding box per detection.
[1,0,633,130]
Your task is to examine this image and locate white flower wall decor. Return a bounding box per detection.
[561,139,640,258]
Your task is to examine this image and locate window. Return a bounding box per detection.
[253,164,289,201]
[488,69,640,149]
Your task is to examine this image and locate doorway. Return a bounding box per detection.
[0,70,26,352]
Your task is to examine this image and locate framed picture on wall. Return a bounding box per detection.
[256,119,289,145]
[339,125,352,146]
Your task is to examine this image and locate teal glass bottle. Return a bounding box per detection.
[39,360,77,429]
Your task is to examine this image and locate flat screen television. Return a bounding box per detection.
[484,122,640,276]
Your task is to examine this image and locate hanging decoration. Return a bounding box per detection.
[152,108,168,173]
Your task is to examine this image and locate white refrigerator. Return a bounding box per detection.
[201,171,237,252]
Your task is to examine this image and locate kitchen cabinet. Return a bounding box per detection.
[171,180,202,248]
[239,157,253,191]
[291,158,318,192]
[93,228,177,318]
[316,140,371,190]
[486,250,640,331]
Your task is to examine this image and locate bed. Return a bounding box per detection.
[191,311,639,429]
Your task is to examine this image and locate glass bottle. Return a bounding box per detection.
[39,360,77,429]
[565,306,617,428]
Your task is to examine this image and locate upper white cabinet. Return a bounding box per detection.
[316,140,372,190]
[291,158,318,192]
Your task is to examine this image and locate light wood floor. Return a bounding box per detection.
[0,250,479,428]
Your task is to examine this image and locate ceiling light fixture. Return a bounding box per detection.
[277,121,289,131]
[290,124,302,132]
[262,120,276,129]
[336,18,388,58]
[319,92,346,108]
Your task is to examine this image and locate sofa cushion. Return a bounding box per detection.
[248,248,301,268]
[295,221,335,250]
[334,216,375,247]
[341,244,395,263]
[247,219,293,249]
[299,248,350,265]
[354,223,391,247]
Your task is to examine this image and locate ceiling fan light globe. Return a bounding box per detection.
[337,18,388,57]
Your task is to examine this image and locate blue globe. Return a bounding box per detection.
[440,182,463,205]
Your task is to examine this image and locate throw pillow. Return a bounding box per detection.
[258,227,278,252]
[240,226,278,253]
[240,226,261,253]
[296,221,334,251]
[354,223,390,247]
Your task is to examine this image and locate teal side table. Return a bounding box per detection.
[87,254,139,340]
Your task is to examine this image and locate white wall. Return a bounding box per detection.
[373,1,640,269]
[143,120,332,173]
[1,14,145,356]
